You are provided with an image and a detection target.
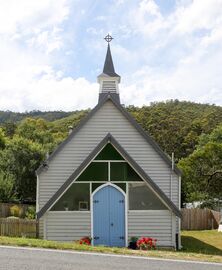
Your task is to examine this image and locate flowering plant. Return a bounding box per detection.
[79,236,91,245]
[136,237,157,250]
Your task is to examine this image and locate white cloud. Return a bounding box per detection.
[0,0,222,112]
[0,65,98,111]
[118,0,222,106]
[174,0,222,34]
[0,0,69,35]
[121,43,222,107]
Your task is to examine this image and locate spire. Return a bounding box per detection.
[102,43,120,77]
[97,34,121,103]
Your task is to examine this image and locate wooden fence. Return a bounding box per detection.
[181,208,221,230]
[0,203,32,218]
[0,218,38,238]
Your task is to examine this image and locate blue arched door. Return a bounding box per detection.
[93,185,125,247]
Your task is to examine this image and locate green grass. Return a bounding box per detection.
[0,230,221,263]
[181,230,222,256]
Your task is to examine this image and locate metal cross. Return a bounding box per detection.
[104,34,113,43]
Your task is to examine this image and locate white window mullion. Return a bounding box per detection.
[108,161,110,181]
[126,182,129,210]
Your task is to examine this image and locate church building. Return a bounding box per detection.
[36,35,181,248]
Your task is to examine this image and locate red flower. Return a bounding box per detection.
[136,237,157,250]
[79,237,91,245]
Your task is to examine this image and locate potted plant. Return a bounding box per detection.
[128,237,138,249]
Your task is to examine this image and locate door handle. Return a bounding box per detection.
[110,223,114,226]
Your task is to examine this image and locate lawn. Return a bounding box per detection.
[0,230,221,263]
[181,230,222,256]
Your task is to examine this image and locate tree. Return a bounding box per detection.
[16,117,66,153]
[0,128,6,149]
[2,122,17,138]
[0,136,45,202]
[0,171,15,202]
[178,125,222,204]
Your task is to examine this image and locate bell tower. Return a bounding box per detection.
[97,34,121,103]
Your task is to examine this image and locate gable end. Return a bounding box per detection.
[36,133,181,219]
[36,93,181,176]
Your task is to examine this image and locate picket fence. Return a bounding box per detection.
[0,218,38,238]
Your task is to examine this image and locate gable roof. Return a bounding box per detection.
[36,133,181,219]
[36,93,182,176]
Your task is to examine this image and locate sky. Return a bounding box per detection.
[0,0,222,112]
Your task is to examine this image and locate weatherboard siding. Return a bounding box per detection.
[38,218,44,239]
[45,212,91,241]
[38,100,179,210]
[128,210,175,247]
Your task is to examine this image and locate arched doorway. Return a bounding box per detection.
[92,184,125,247]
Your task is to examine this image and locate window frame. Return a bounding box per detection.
[49,157,169,213]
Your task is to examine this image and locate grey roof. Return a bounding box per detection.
[98,44,120,78]
[98,92,120,103]
[36,93,182,176]
[36,133,181,219]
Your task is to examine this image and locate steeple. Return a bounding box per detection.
[102,43,120,77]
[97,34,121,103]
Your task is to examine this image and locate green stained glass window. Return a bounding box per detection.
[92,183,126,193]
[95,144,124,160]
[115,183,126,192]
[129,183,167,210]
[92,183,104,192]
[76,162,108,181]
[51,183,90,211]
[110,162,143,181]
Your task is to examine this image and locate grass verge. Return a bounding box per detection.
[0,230,221,263]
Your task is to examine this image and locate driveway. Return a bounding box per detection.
[0,246,221,270]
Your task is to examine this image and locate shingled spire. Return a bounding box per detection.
[102,43,120,77]
[97,34,121,103]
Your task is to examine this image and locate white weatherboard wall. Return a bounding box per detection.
[44,212,91,241]
[128,210,174,247]
[43,210,176,247]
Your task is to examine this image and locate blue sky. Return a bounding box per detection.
[0,0,222,112]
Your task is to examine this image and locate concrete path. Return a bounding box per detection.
[0,246,221,270]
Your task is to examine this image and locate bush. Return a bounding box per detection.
[25,206,36,219]
[79,237,91,245]
[10,205,22,217]
[136,237,157,250]
[0,171,15,202]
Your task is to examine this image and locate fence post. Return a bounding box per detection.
[36,219,39,239]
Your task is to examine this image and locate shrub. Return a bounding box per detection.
[25,206,36,219]
[136,237,157,250]
[0,171,15,202]
[79,237,91,245]
[10,205,22,217]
